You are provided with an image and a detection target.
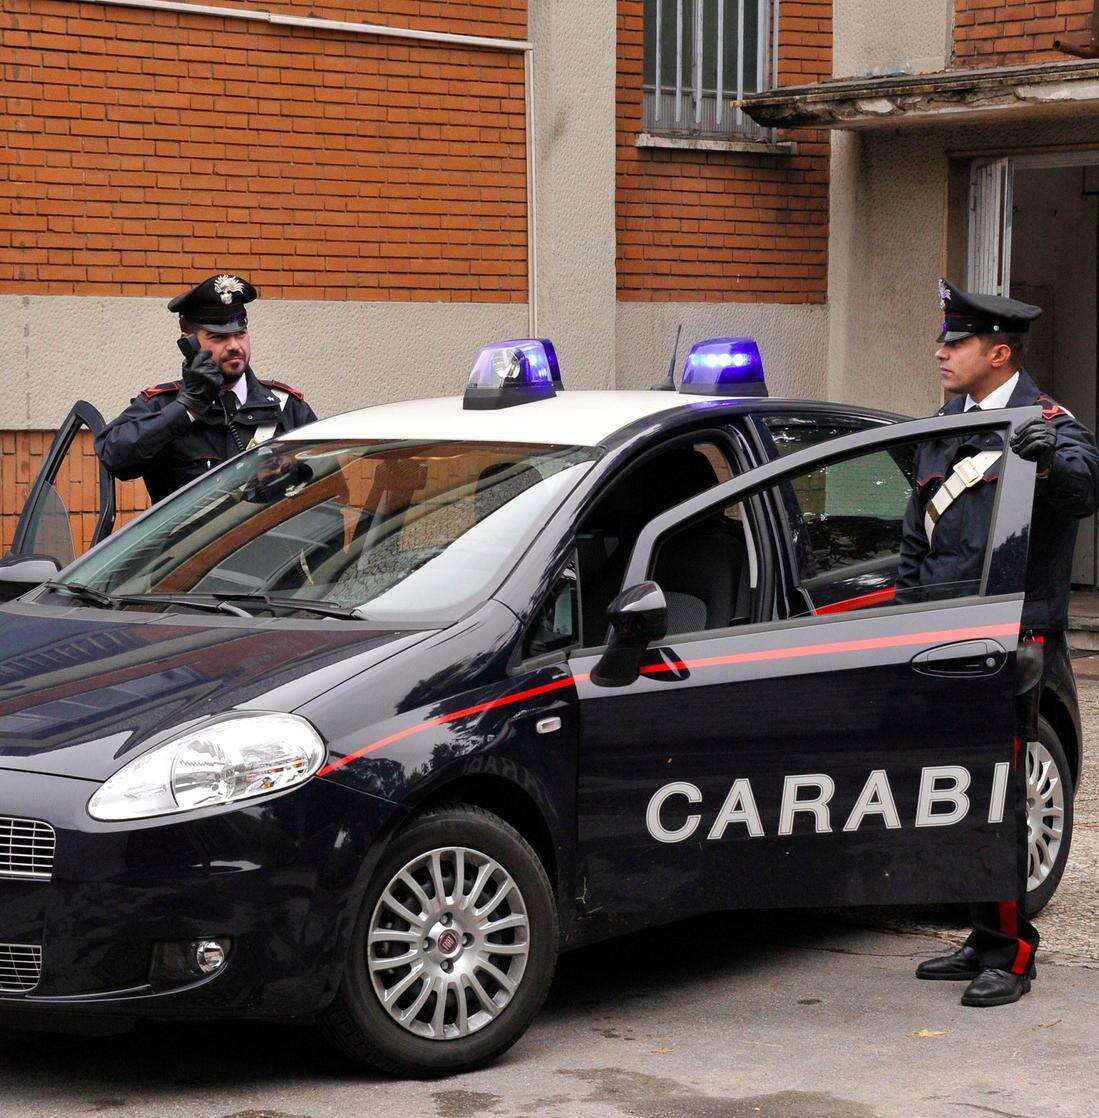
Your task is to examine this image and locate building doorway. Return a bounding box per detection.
[967,154,1099,587]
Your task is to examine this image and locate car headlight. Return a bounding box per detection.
[87,713,326,821]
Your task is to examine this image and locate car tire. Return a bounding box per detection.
[318,804,558,1077]
[1025,717,1074,918]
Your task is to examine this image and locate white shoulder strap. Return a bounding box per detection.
[248,388,290,448]
[924,450,1002,542]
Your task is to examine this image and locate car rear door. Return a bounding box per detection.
[569,408,1036,921]
[0,402,115,601]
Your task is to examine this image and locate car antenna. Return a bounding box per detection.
[651,323,682,392]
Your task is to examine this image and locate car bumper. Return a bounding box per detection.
[0,768,401,1031]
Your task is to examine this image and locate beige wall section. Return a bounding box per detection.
[826,127,950,418]
[833,0,953,79]
[529,0,619,390]
[615,302,830,399]
[0,296,528,429]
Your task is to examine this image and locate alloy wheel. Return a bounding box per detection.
[1026,738,1066,892]
[367,846,530,1041]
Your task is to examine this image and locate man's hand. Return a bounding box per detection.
[177,348,222,414]
[1010,415,1057,474]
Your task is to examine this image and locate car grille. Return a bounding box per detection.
[0,943,42,993]
[0,816,56,880]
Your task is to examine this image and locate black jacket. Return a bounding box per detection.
[897,368,1099,630]
[95,367,318,504]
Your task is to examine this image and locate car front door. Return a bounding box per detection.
[0,402,115,602]
[569,408,1037,921]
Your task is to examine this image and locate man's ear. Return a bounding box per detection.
[989,342,1014,369]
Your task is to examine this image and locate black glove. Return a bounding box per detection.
[1009,415,1057,474]
[177,349,222,413]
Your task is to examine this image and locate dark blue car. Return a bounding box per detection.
[0,340,1081,1075]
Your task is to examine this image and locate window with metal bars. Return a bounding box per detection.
[643,0,778,141]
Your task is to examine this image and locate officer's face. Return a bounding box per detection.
[935,335,1012,398]
[194,327,251,383]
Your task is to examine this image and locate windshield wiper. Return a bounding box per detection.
[209,592,361,619]
[41,583,252,617]
[41,581,117,608]
[112,594,253,618]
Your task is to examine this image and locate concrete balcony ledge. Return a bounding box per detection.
[739,59,1099,131]
[635,132,796,156]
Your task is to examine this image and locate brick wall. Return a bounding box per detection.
[953,0,1094,67]
[0,0,528,302]
[0,430,149,558]
[616,0,831,303]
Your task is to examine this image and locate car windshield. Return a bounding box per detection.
[57,439,597,625]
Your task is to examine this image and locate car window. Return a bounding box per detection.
[56,439,597,626]
[575,438,735,644]
[761,433,1002,616]
[523,562,579,659]
[761,414,876,457]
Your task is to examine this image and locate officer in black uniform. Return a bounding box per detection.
[95,274,318,503]
[900,280,1099,1007]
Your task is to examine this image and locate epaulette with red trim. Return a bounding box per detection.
[1034,393,1074,421]
[140,380,182,400]
[260,378,305,402]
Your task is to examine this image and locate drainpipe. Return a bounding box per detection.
[1055,0,1099,59]
[83,0,539,334]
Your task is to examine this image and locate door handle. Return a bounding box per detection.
[911,639,1007,678]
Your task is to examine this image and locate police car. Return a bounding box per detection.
[0,339,1082,1076]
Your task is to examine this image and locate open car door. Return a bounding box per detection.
[569,407,1037,920]
[0,402,116,602]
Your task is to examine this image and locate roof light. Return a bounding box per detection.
[463,339,561,410]
[679,337,767,397]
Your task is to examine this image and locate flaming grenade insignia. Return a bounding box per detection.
[214,274,245,305]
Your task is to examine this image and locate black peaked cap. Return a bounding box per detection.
[168,274,258,334]
[937,278,1041,343]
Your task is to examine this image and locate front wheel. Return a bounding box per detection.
[1024,717,1074,918]
[319,805,558,1077]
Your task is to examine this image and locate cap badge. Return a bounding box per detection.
[214,274,245,305]
[938,278,949,310]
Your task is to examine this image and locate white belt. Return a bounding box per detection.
[924,450,1002,542]
[246,388,289,448]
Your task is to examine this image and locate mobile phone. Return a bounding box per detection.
[177,333,201,361]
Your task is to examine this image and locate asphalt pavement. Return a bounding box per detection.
[2,683,1097,1118]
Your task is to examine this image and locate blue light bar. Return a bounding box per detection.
[463,339,561,410]
[679,337,767,397]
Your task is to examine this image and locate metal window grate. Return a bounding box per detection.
[0,816,56,881]
[643,0,779,141]
[0,943,43,993]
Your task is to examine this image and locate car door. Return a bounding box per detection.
[0,402,115,602]
[568,408,1036,921]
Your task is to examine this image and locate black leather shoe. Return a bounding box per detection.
[960,968,1032,1007]
[915,945,982,981]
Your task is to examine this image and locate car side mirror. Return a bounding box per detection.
[591,581,668,688]
[0,554,61,603]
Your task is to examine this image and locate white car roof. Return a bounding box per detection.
[281,391,708,448]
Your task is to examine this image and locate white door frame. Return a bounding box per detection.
[967,158,1014,296]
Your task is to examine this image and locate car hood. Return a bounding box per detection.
[0,603,431,781]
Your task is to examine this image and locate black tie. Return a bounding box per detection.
[966,404,982,413]
[221,389,239,417]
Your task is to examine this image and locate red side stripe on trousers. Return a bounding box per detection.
[998,900,1033,975]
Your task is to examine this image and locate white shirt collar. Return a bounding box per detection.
[230,374,248,407]
[965,372,1019,411]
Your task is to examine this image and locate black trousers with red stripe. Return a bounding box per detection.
[962,631,1053,975]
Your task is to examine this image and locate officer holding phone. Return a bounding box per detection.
[95,274,318,503]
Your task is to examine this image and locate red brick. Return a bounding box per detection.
[1,1,528,303]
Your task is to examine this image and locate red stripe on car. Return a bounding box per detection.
[814,587,897,615]
[320,622,1019,774]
